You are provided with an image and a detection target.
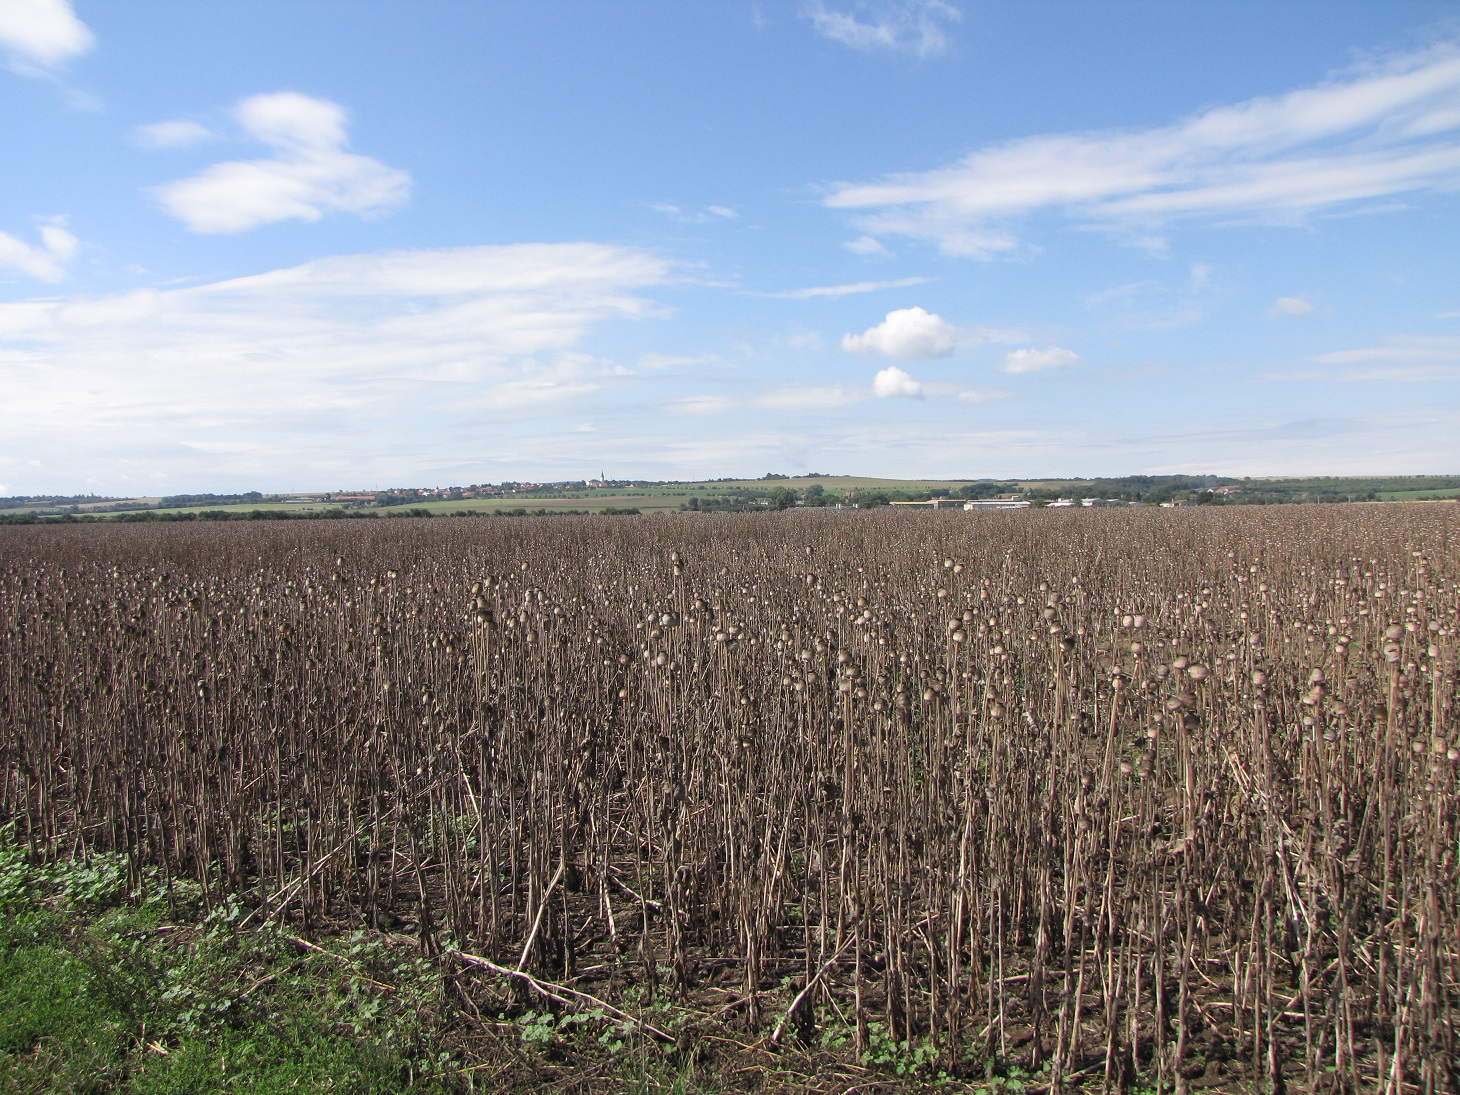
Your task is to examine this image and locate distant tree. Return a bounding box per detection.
[769,487,798,510]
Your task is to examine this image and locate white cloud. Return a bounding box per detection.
[842,306,956,357]
[827,43,1460,255]
[1001,346,1080,374]
[872,365,922,398]
[1084,275,1208,331]
[804,0,961,57]
[1296,335,1460,381]
[154,91,411,233]
[845,235,891,256]
[1268,293,1316,318]
[649,202,738,223]
[764,276,926,299]
[0,217,77,282]
[0,0,92,70]
[638,352,720,371]
[669,395,740,415]
[669,384,872,415]
[761,384,865,410]
[1310,335,1460,365]
[0,243,670,488]
[135,119,213,149]
[783,329,826,351]
[955,388,1001,404]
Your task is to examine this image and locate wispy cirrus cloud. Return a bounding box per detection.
[154,92,410,233]
[0,243,670,489]
[1002,346,1080,375]
[1298,334,1460,381]
[826,43,1460,256]
[0,217,78,282]
[648,202,738,224]
[1310,335,1460,365]
[845,235,891,256]
[760,384,867,411]
[667,395,742,416]
[667,385,866,416]
[759,276,927,299]
[804,0,961,57]
[135,119,213,149]
[1268,294,1316,318]
[666,373,1001,415]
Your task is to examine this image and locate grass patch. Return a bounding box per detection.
[0,834,1163,1092]
[0,837,455,1094]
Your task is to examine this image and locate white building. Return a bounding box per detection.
[889,498,963,509]
[963,499,1031,510]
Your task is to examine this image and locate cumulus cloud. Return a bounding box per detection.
[154,92,411,233]
[135,119,213,149]
[0,0,92,71]
[872,365,923,398]
[0,217,77,282]
[1268,294,1316,318]
[804,0,961,57]
[827,43,1460,255]
[1001,346,1080,374]
[842,306,956,357]
[0,243,669,487]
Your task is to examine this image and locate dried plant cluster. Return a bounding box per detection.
[2,507,1457,1090]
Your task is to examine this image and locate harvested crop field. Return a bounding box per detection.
[2,507,1457,1091]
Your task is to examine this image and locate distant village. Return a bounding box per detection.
[7,473,1456,524]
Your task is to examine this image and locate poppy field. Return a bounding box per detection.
[2,507,1456,1091]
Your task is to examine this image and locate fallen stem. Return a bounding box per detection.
[446,947,676,1044]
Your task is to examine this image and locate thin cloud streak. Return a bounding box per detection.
[0,243,670,489]
[1309,335,1460,365]
[0,218,78,282]
[758,276,927,299]
[135,119,214,149]
[803,0,961,57]
[826,43,1460,255]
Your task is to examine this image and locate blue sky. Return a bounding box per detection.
[3,1,1460,494]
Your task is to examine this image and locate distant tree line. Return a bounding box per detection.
[159,491,266,508]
